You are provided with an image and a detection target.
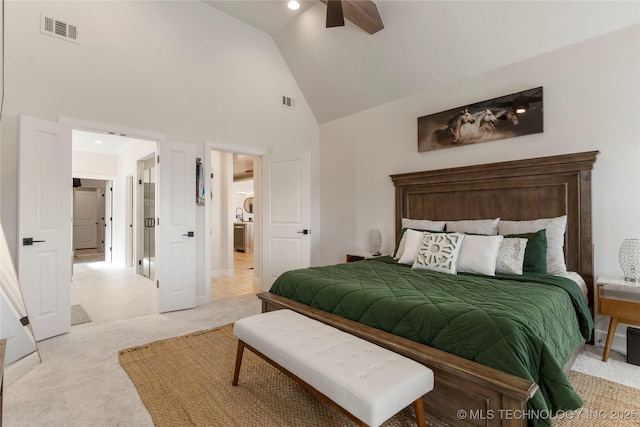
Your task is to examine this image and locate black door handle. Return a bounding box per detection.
[297,229,310,235]
[182,231,194,237]
[23,238,46,246]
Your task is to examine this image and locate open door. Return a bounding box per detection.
[262,150,311,288]
[104,180,113,262]
[0,219,38,366]
[156,141,197,313]
[18,115,72,341]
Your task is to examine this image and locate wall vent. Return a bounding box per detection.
[41,14,79,44]
[281,96,296,110]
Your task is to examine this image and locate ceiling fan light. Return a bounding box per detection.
[515,107,527,114]
[288,1,300,10]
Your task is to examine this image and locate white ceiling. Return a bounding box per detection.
[204,1,640,124]
[73,130,142,154]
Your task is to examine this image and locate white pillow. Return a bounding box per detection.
[446,218,500,235]
[498,215,567,274]
[397,229,427,265]
[401,218,446,232]
[393,232,408,260]
[457,235,504,276]
[412,232,465,275]
[495,238,528,275]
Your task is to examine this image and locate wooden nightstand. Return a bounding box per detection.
[346,252,386,263]
[597,276,640,361]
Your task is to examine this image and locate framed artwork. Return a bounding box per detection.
[417,87,543,152]
[196,158,205,206]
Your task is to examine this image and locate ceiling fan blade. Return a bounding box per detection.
[326,0,345,28]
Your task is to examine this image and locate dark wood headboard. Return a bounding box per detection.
[390,151,599,313]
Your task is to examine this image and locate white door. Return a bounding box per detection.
[73,189,98,249]
[262,150,311,288]
[18,115,72,341]
[156,141,197,313]
[0,220,38,365]
[104,181,113,262]
[126,175,134,268]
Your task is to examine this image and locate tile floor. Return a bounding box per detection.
[71,249,259,327]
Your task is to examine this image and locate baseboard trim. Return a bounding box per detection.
[211,269,234,278]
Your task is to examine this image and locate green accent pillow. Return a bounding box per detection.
[505,229,547,273]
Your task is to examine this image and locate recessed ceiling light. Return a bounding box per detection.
[288,1,300,10]
[94,140,104,144]
[515,108,527,114]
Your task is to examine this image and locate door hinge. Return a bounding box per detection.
[157,218,160,225]
[110,187,113,192]
[20,316,30,326]
[110,217,112,222]
[156,280,159,289]
[139,179,142,185]
[138,260,142,266]
[109,247,112,252]
[157,155,160,164]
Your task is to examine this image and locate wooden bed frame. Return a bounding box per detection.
[258,151,599,427]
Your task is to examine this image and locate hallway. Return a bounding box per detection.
[210,251,261,301]
[71,251,260,328]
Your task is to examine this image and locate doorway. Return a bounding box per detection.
[72,178,111,264]
[70,128,157,326]
[208,149,263,301]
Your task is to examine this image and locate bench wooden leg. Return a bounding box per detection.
[414,397,426,427]
[232,340,245,386]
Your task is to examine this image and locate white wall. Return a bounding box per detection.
[320,25,640,351]
[72,151,118,178]
[209,151,233,279]
[1,1,319,274]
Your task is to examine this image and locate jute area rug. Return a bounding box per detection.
[119,325,640,427]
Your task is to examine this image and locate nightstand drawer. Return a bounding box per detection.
[599,297,640,321]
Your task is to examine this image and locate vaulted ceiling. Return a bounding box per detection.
[204,1,639,125]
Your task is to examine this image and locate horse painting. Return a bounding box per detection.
[430,109,475,146]
[417,87,543,152]
[459,109,499,142]
[493,107,520,126]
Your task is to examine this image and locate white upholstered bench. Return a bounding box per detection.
[232,309,434,427]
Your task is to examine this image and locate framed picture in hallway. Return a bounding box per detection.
[417,87,543,152]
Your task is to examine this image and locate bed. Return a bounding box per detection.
[257,151,599,427]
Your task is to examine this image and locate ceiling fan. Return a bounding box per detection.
[320,0,384,34]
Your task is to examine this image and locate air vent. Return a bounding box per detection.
[282,96,296,110]
[41,14,79,44]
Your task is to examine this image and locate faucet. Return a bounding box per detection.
[236,207,244,222]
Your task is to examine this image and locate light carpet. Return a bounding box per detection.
[119,324,640,427]
[3,294,262,427]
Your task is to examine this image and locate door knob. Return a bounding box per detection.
[23,237,46,246]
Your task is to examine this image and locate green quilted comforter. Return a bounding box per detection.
[268,256,594,426]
